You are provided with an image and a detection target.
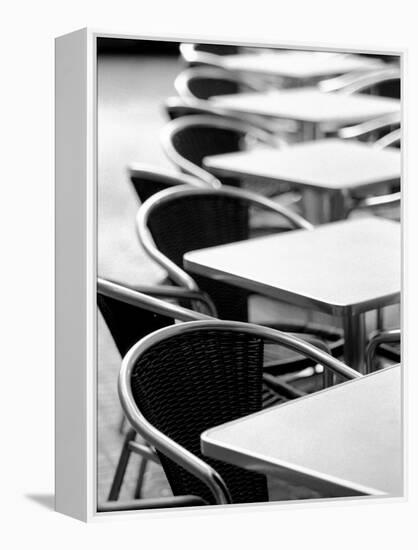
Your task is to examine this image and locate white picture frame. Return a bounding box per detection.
[55,27,405,522]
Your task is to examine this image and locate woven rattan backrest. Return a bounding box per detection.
[171,122,242,167]
[170,121,243,187]
[194,44,239,55]
[187,76,241,100]
[130,328,268,504]
[147,194,250,320]
[130,173,175,204]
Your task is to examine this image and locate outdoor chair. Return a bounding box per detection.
[119,320,360,505]
[136,185,345,374]
[160,114,284,190]
[97,278,302,504]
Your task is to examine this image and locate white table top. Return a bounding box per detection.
[210,88,400,125]
[204,139,401,192]
[202,365,403,497]
[184,218,400,316]
[221,51,385,79]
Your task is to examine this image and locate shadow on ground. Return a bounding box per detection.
[26,494,55,511]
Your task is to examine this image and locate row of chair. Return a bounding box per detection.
[98,46,401,509]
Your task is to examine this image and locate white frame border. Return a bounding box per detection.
[55,27,406,522]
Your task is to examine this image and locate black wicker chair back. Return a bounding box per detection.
[147,194,252,321]
[130,328,268,504]
[169,121,244,187]
[128,167,206,205]
[193,44,239,55]
[97,292,173,357]
[164,98,214,121]
[186,76,240,99]
[130,174,173,205]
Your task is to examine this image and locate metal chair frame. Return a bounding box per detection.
[344,128,401,217]
[136,184,313,293]
[127,163,217,208]
[179,43,235,67]
[174,66,264,102]
[160,114,279,187]
[98,277,217,319]
[319,67,400,95]
[337,112,401,141]
[98,495,208,512]
[119,319,361,505]
[365,329,401,374]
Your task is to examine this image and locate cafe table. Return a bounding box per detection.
[220,50,385,85]
[210,88,400,140]
[184,218,400,372]
[203,139,401,224]
[201,364,402,498]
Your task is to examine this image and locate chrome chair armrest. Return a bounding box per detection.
[97,278,215,321]
[336,68,400,95]
[373,128,401,150]
[366,329,401,374]
[98,495,208,512]
[337,112,401,140]
[127,283,217,317]
[346,191,400,218]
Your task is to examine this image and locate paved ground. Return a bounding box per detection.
[96,52,399,508]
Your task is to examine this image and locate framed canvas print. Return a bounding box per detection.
[55,28,403,522]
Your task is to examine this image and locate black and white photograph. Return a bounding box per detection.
[95,36,402,512]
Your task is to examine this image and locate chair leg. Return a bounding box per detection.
[108,428,136,501]
[134,457,149,499]
[376,308,384,331]
[118,413,127,434]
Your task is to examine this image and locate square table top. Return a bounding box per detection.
[220,51,386,79]
[184,218,401,316]
[210,88,400,125]
[203,139,401,192]
[201,365,402,497]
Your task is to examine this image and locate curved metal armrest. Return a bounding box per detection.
[366,329,401,374]
[351,191,400,213]
[319,70,376,93]
[129,284,217,317]
[179,43,225,68]
[97,278,215,321]
[320,67,399,94]
[98,495,208,512]
[338,112,401,140]
[136,185,313,300]
[337,68,400,95]
[127,163,210,190]
[373,128,401,150]
[162,137,222,188]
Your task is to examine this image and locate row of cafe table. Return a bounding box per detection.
[178,49,402,500]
